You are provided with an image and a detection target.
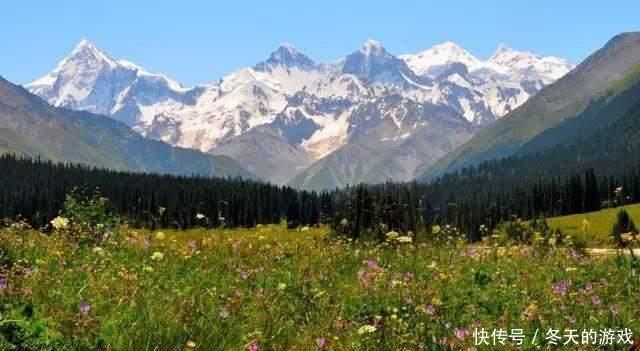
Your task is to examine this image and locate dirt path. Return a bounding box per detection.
[587,248,640,256]
[471,245,640,256]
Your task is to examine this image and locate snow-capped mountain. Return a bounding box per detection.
[27,39,573,189]
[399,42,573,123]
[341,40,431,89]
[26,39,198,127]
[400,42,490,76]
[488,44,574,88]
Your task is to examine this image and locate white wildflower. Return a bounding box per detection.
[50,216,69,230]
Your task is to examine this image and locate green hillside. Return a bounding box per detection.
[547,203,640,246]
[0,76,255,179]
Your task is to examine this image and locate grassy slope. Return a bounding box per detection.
[0,128,61,160]
[0,77,255,179]
[547,203,640,246]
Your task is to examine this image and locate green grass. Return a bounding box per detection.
[1,222,639,350]
[546,203,640,247]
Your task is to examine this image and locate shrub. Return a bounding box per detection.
[0,307,72,351]
[611,209,638,247]
[57,186,117,244]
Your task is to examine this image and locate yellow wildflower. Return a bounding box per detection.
[151,252,164,261]
[386,231,399,241]
[357,325,377,334]
[397,236,412,243]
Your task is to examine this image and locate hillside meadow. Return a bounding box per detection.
[546,203,640,247]
[0,220,639,350]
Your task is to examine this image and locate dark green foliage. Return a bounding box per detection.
[5,153,640,242]
[611,209,638,247]
[286,194,301,229]
[0,155,326,230]
[473,270,492,287]
[330,163,639,241]
[0,306,72,351]
[584,169,601,212]
[61,186,117,243]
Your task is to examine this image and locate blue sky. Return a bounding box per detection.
[2,0,639,86]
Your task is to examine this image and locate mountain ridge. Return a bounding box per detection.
[26,39,573,189]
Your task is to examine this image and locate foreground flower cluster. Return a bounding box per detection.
[0,222,638,350]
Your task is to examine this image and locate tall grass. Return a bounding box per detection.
[0,222,638,350]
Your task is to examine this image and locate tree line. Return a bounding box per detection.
[2,154,640,240]
[0,155,324,230]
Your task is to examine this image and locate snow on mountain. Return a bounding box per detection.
[341,39,432,89]
[27,39,573,187]
[399,42,574,124]
[488,44,574,86]
[400,42,493,76]
[26,39,194,127]
[255,43,316,70]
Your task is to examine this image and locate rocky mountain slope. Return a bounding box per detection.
[27,39,572,189]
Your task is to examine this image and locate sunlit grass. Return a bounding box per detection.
[546,203,640,246]
[0,223,638,350]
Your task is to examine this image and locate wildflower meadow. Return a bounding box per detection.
[0,208,639,350]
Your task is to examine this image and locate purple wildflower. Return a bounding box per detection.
[610,305,619,315]
[592,295,601,305]
[363,259,379,270]
[404,297,413,305]
[79,300,91,315]
[454,328,470,340]
[426,304,436,315]
[248,340,260,351]
[316,337,326,348]
[0,276,7,290]
[553,281,569,295]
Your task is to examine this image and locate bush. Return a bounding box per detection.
[493,217,581,251]
[0,307,72,351]
[55,186,117,244]
[611,209,638,247]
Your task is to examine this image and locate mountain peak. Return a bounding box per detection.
[257,42,315,70]
[431,41,465,51]
[276,42,298,53]
[361,39,385,55]
[494,43,515,53]
[74,38,95,50]
[489,44,519,61]
[400,41,481,76]
[65,38,119,68]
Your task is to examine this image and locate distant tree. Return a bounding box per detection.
[611,209,638,247]
[584,169,601,212]
[286,195,301,229]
